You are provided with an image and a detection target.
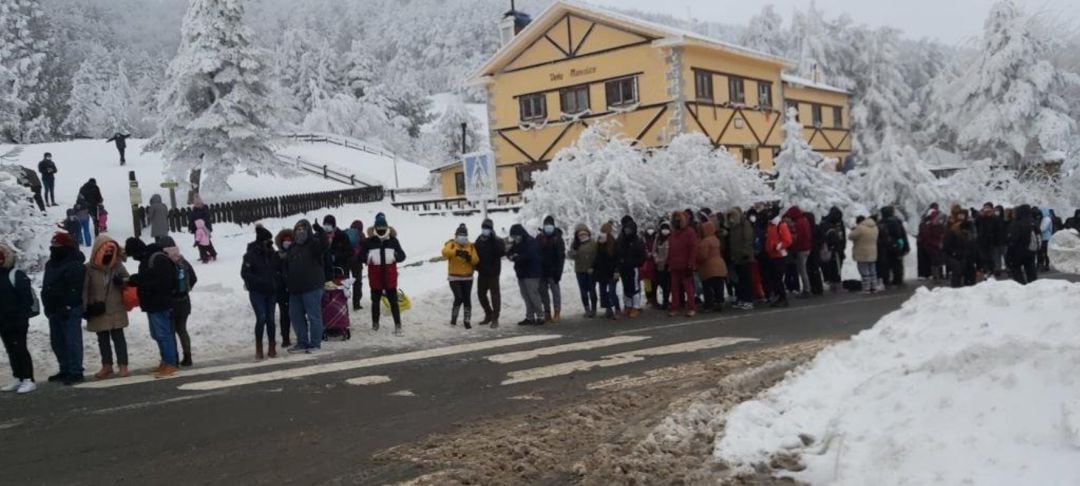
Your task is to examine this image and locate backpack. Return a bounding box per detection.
[175,262,190,295]
[1028,230,1041,253]
[9,270,41,318]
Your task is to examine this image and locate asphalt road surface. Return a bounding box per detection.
[0,284,961,485]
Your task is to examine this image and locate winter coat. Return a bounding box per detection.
[568,225,598,274]
[83,236,130,332]
[188,205,212,234]
[617,219,646,273]
[975,212,1001,250]
[0,245,34,325]
[726,208,754,265]
[78,181,104,208]
[442,240,480,280]
[848,219,879,263]
[508,224,542,280]
[918,209,946,251]
[273,229,293,302]
[666,212,699,272]
[944,221,977,262]
[592,226,618,284]
[1007,205,1038,260]
[765,217,794,260]
[537,229,566,281]
[194,219,212,246]
[653,235,670,272]
[785,207,813,253]
[474,233,505,278]
[880,207,910,256]
[242,240,279,296]
[106,133,130,150]
[147,195,170,238]
[326,228,354,274]
[38,159,57,181]
[128,244,176,313]
[696,221,728,279]
[285,220,329,294]
[42,248,86,319]
[1040,208,1054,242]
[17,167,42,191]
[365,226,406,291]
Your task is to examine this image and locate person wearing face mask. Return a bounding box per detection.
[617,216,647,318]
[82,235,131,379]
[568,224,598,318]
[366,213,407,334]
[125,237,180,377]
[652,220,672,310]
[441,224,480,329]
[322,215,354,283]
[474,219,505,328]
[765,208,793,307]
[0,242,38,394]
[507,224,544,325]
[243,226,281,360]
[274,229,294,347]
[666,212,699,317]
[42,232,87,385]
[726,207,755,311]
[536,215,566,323]
[592,222,621,320]
[641,226,658,308]
[284,219,328,351]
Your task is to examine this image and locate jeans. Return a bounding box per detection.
[78,218,93,247]
[173,297,192,360]
[598,279,620,311]
[517,278,543,321]
[49,311,84,378]
[1,321,34,381]
[670,269,696,312]
[795,250,810,294]
[857,262,878,292]
[249,290,276,344]
[289,289,324,349]
[575,272,597,314]
[538,277,561,316]
[477,274,501,320]
[43,177,55,205]
[96,329,128,366]
[148,310,178,366]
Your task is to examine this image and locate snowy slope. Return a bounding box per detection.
[714,280,1080,485]
[277,142,430,189]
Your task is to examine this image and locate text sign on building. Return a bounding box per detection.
[463,151,497,202]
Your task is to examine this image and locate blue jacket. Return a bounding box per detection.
[1041,208,1053,241]
[508,224,542,279]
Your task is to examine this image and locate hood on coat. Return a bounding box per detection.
[784,206,804,221]
[881,206,896,219]
[700,221,717,238]
[367,225,398,240]
[671,211,688,229]
[573,224,591,238]
[1015,205,1032,222]
[620,215,638,236]
[124,237,149,261]
[727,207,744,223]
[89,234,125,270]
[275,229,294,252]
[509,224,529,239]
[826,206,843,224]
[150,194,163,206]
[293,219,313,244]
[350,220,364,233]
[0,242,15,270]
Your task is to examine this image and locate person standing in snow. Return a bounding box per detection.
[346,221,365,311]
[321,215,353,283]
[1066,210,1080,232]
[187,195,213,234]
[917,204,946,281]
[124,237,180,378]
[1038,207,1053,271]
[15,166,45,211]
[592,222,620,320]
[765,209,793,307]
[879,206,909,287]
[474,219,504,328]
[617,216,646,318]
[1007,205,1039,285]
[43,232,87,385]
[667,211,699,317]
[82,235,131,379]
[783,206,812,297]
[274,229,294,347]
[193,219,217,263]
[146,194,170,243]
[727,208,756,309]
[507,224,544,325]
[944,211,978,288]
[536,215,566,323]
[77,178,104,236]
[696,218,727,313]
[106,133,131,165]
[159,237,197,367]
[365,213,406,334]
[0,243,38,394]
[640,225,658,308]
[652,220,672,310]
[285,219,328,349]
[242,226,280,360]
[849,216,879,293]
[38,152,58,207]
[975,203,1001,278]
[569,224,598,318]
[442,224,479,329]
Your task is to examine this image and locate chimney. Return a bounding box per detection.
[500,0,532,46]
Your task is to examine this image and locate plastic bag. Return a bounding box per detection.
[381,289,411,313]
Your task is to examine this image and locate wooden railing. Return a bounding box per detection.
[282,132,395,159]
[391,193,524,214]
[276,154,377,188]
[134,186,385,235]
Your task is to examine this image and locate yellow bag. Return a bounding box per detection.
[642,279,653,293]
[381,289,411,313]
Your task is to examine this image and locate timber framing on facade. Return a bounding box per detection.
[431,0,853,198]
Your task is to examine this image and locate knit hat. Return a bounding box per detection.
[543,215,555,226]
[323,215,337,228]
[455,223,468,237]
[124,237,147,259]
[157,236,178,249]
[256,225,273,242]
[51,232,77,248]
[374,212,388,228]
[482,218,494,230]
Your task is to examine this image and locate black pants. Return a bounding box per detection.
[654,269,670,308]
[477,274,501,319]
[1038,241,1050,270]
[807,251,824,295]
[767,258,788,302]
[821,254,842,285]
[277,298,291,345]
[197,244,217,262]
[96,329,128,366]
[372,289,401,328]
[450,280,473,324]
[1011,252,1038,285]
[733,263,752,303]
[31,190,45,211]
[1,321,33,381]
[702,277,726,310]
[118,146,126,165]
[947,257,976,288]
[350,263,364,310]
[173,297,192,360]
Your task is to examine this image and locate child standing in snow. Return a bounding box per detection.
[96,205,109,234]
[193,219,217,263]
[442,224,479,329]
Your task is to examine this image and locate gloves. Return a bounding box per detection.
[456,250,470,260]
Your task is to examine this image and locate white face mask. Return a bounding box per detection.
[543,225,555,235]
[749,216,757,223]
[282,241,293,250]
[598,234,608,243]
[661,229,670,236]
[482,228,493,237]
[455,235,468,245]
[578,234,589,243]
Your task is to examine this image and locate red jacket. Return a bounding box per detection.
[666,212,699,271]
[766,219,793,259]
[785,207,813,252]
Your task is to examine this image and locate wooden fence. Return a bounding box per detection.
[135,186,384,235]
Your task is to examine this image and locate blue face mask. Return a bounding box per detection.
[482,229,493,237]
[544,225,555,235]
[455,235,468,245]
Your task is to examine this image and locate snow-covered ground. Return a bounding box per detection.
[714,279,1080,485]
[277,141,430,190]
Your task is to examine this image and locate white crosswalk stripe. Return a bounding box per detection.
[484,335,651,364]
[75,353,320,389]
[500,337,757,385]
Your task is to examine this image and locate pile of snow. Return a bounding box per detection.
[714,279,1080,485]
[1049,229,1080,275]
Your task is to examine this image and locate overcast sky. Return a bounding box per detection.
[587,0,1080,45]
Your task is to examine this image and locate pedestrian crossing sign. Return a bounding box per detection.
[463,151,497,202]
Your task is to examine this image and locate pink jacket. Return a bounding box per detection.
[194,219,212,246]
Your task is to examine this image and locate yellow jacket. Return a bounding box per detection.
[442,240,479,279]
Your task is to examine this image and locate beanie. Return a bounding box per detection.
[323,215,337,228]
[543,215,555,226]
[157,236,178,249]
[51,232,77,248]
[255,225,273,242]
[482,218,494,230]
[374,212,388,228]
[455,223,468,236]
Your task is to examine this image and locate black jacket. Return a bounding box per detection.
[326,228,354,274]
[475,233,505,277]
[536,229,566,280]
[0,268,35,325]
[78,181,103,208]
[944,223,977,261]
[508,225,541,279]
[38,159,57,180]
[285,221,328,294]
[188,206,213,233]
[242,241,279,295]
[129,247,177,313]
[1007,205,1038,259]
[593,243,618,283]
[975,214,1001,250]
[107,133,130,149]
[617,219,646,273]
[879,208,909,256]
[41,249,86,319]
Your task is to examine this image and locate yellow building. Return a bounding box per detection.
[432,0,851,198]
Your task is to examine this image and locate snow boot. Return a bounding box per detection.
[118,365,130,378]
[180,355,192,367]
[268,341,277,358]
[393,326,403,336]
[490,316,499,329]
[463,308,472,330]
[478,313,492,326]
[94,365,115,380]
[256,341,264,361]
[451,305,460,327]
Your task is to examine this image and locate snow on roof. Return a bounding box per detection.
[781,74,850,95]
[471,0,793,82]
[429,160,461,173]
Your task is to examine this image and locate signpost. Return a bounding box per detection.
[129,171,143,237]
[160,180,180,209]
[463,151,497,219]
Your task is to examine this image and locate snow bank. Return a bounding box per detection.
[714,280,1080,485]
[1049,229,1080,275]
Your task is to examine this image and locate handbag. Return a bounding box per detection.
[85,301,107,318]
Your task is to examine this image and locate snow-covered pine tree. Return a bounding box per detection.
[774,109,866,221]
[0,0,50,143]
[936,0,1079,169]
[424,97,482,167]
[59,47,114,138]
[147,0,279,196]
[740,5,787,56]
[848,26,913,154]
[0,168,54,271]
[648,132,775,213]
[274,27,342,126]
[855,132,943,230]
[104,60,138,135]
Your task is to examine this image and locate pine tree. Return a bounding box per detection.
[427,97,482,166]
[273,27,342,125]
[147,0,278,196]
[774,109,866,221]
[855,132,943,228]
[0,168,54,271]
[60,47,113,138]
[848,27,912,154]
[0,0,50,143]
[740,5,786,56]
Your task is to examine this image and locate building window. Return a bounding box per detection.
[519,94,547,123]
[785,100,800,121]
[605,76,638,108]
[812,104,823,127]
[758,82,772,109]
[454,172,466,196]
[559,86,589,116]
[728,77,745,104]
[741,147,759,164]
[833,106,843,128]
[694,71,713,101]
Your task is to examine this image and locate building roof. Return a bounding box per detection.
[781,74,851,95]
[471,0,795,83]
[429,160,462,173]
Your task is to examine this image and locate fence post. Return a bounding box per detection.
[323,165,328,179]
[350,175,355,186]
